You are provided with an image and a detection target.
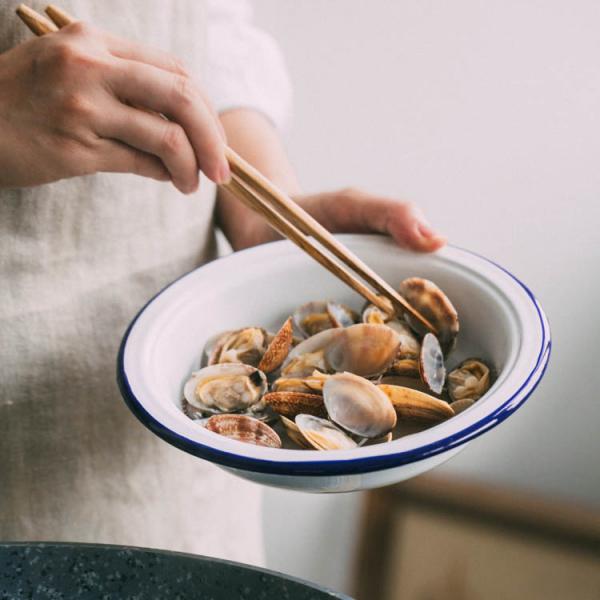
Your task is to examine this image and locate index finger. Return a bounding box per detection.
[108,59,229,184]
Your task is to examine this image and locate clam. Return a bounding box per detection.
[257,317,294,373]
[204,414,281,448]
[399,277,459,353]
[209,327,267,367]
[282,324,401,379]
[271,372,326,393]
[361,432,393,446]
[378,384,454,422]
[450,398,475,414]
[419,333,446,395]
[263,390,326,418]
[379,375,433,395]
[183,363,267,414]
[447,358,491,402]
[207,318,293,374]
[293,301,357,338]
[323,372,397,438]
[295,414,358,450]
[361,295,394,325]
[280,415,312,448]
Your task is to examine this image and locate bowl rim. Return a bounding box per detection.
[117,236,551,477]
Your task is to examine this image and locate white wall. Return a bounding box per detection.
[253,0,600,594]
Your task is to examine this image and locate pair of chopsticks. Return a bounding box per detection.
[16,4,436,334]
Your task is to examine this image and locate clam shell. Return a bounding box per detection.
[204,414,281,448]
[324,372,397,438]
[450,398,475,414]
[280,415,312,448]
[399,277,459,353]
[378,384,455,422]
[257,317,294,373]
[419,333,446,395]
[283,324,400,378]
[387,357,420,377]
[360,431,393,446]
[208,327,268,367]
[184,363,267,413]
[263,391,326,418]
[295,414,358,450]
[447,358,491,402]
[327,302,358,328]
[293,301,333,338]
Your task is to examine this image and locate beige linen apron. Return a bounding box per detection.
[0,0,264,565]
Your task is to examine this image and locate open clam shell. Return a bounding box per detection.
[378,384,455,422]
[295,414,358,450]
[280,415,312,448]
[208,327,268,367]
[183,363,267,413]
[263,391,326,418]
[204,414,281,448]
[292,301,357,338]
[447,358,491,402]
[323,372,397,438]
[399,277,459,353]
[419,333,446,395]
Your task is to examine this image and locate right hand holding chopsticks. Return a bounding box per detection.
[0,21,229,192]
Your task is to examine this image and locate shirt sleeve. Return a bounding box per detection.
[203,0,293,131]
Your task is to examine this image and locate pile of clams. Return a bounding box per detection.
[182,278,493,451]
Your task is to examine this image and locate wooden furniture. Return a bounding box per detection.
[354,475,600,600]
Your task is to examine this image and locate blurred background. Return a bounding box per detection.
[250,0,600,597]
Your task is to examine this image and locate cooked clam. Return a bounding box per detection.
[295,414,358,450]
[419,333,446,395]
[209,327,267,367]
[293,301,357,338]
[263,390,326,418]
[184,363,267,414]
[378,384,454,422]
[450,398,475,414]
[207,318,293,374]
[257,317,293,373]
[280,415,312,448]
[283,324,401,379]
[399,277,459,352]
[361,295,394,325]
[323,372,397,438]
[447,358,491,402]
[204,414,281,448]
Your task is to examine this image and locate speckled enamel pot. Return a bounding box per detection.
[118,235,551,492]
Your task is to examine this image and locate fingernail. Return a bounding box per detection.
[417,222,437,238]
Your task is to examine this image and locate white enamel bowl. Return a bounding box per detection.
[118,235,550,493]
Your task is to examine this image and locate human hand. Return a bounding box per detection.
[0,22,228,192]
[294,188,446,252]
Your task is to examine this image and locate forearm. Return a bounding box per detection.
[216,109,301,250]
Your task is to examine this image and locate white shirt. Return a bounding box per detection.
[205,0,292,131]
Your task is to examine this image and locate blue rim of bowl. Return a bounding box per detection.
[117,241,551,477]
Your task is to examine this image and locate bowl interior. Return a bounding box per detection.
[122,235,544,466]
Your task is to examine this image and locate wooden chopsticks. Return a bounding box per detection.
[15,4,436,333]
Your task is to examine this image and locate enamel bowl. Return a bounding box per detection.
[117,234,550,493]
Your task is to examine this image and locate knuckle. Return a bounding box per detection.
[46,39,98,72]
[161,123,185,154]
[172,74,197,108]
[63,21,95,38]
[60,92,94,120]
[170,56,189,77]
